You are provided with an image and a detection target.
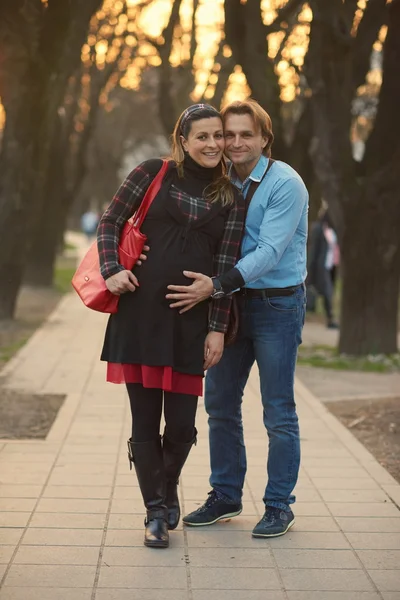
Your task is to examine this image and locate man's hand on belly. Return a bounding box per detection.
[166,271,214,313]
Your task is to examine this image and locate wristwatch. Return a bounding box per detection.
[211,277,225,299]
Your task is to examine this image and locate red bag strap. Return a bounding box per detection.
[133,159,169,228]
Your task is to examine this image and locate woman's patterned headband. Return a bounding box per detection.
[180,104,220,135]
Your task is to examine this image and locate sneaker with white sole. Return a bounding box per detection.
[183,490,242,526]
[252,506,295,538]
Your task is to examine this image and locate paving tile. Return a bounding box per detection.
[52,463,115,475]
[13,545,99,565]
[0,590,92,600]
[294,516,340,531]
[190,566,281,589]
[95,591,189,600]
[286,593,381,600]
[207,517,262,531]
[192,593,285,600]
[0,499,36,512]
[188,547,274,568]
[356,550,400,570]
[292,503,330,516]
[104,529,185,548]
[110,497,147,513]
[320,489,391,503]
[0,486,42,499]
[0,473,48,485]
[268,531,351,549]
[0,529,24,546]
[382,485,400,506]
[346,533,400,550]
[112,486,145,500]
[61,445,118,455]
[382,594,400,600]
[42,486,112,499]
[1,444,59,455]
[97,565,187,588]
[186,530,263,549]
[29,512,106,529]
[46,473,113,486]
[107,513,147,529]
[3,565,96,587]
[368,570,400,592]
[22,527,103,546]
[57,454,116,465]
[280,568,374,591]
[35,498,108,513]
[0,453,56,464]
[327,502,400,517]
[273,548,360,569]
[101,546,185,567]
[0,546,14,563]
[305,468,371,478]
[312,478,381,490]
[337,517,400,533]
[0,513,30,528]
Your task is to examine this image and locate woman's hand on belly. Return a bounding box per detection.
[106,270,139,295]
[204,331,224,370]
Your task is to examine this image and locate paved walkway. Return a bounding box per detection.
[1,292,400,599]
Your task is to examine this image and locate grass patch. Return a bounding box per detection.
[0,337,30,364]
[64,241,77,252]
[298,344,400,373]
[54,260,76,294]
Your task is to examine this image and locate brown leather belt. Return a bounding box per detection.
[239,284,303,299]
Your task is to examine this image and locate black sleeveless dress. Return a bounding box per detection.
[100,156,242,379]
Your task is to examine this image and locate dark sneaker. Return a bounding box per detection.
[252,507,295,538]
[183,490,242,526]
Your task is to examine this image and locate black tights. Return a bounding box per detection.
[126,383,198,443]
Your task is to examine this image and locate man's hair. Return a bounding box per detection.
[220,99,274,157]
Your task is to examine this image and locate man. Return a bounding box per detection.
[166,99,308,538]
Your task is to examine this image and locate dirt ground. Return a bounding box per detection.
[0,285,63,371]
[328,396,400,483]
[0,285,66,440]
[0,389,65,439]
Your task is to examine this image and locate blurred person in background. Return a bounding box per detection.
[307,205,340,329]
[96,104,245,548]
[80,209,100,242]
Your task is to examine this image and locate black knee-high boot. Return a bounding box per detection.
[163,428,197,530]
[127,437,169,548]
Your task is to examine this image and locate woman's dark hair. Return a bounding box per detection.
[171,104,234,206]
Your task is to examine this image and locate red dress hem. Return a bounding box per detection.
[107,363,203,397]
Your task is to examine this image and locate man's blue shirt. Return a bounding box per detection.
[230,155,308,288]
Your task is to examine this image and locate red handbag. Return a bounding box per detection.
[72,160,169,313]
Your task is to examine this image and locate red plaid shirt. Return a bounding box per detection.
[97,159,245,333]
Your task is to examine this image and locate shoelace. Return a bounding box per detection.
[261,507,279,523]
[198,491,219,512]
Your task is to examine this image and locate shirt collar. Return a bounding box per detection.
[229,155,270,189]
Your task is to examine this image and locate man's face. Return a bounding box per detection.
[223,113,268,173]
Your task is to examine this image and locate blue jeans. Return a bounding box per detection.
[205,285,306,512]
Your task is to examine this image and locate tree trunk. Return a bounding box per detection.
[0,0,102,318]
[340,175,400,354]
[306,0,400,354]
[0,91,39,318]
[340,0,400,354]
